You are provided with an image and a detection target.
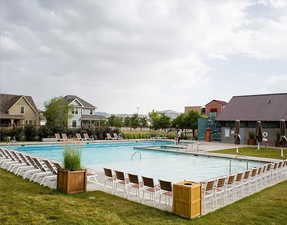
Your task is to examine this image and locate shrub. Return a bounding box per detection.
[63,147,82,171]
[24,125,38,141]
[248,132,255,140]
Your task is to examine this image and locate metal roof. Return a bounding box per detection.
[216,93,287,121]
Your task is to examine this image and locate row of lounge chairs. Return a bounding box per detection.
[55,133,122,142]
[102,168,173,207]
[0,148,61,189]
[201,161,287,215]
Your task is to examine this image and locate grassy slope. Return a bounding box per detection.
[1,168,287,225]
[211,147,287,160]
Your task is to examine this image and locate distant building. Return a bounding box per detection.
[184,106,203,114]
[216,93,287,145]
[64,95,106,128]
[0,94,39,127]
[205,100,227,115]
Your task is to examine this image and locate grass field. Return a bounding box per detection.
[1,147,287,225]
[1,168,287,225]
[211,146,287,160]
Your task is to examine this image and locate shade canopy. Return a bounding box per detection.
[256,121,263,143]
[234,120,240,145]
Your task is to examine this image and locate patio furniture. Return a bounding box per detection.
[233,172,243,200]
[55,133,62,141]
[214,177,226,209]
[158,180,173,207]
[61,133,68,141]
[106,133,115,140]
[83,133,93,141]
[242,170,251,196]
[225,174,235,203]
[76,133,83,141]
[114,170,129,196]
[127,173,142,200]
[142,176,160,205]
[30,158,53,182]
[201,180,215,215]
[103,168,115,192]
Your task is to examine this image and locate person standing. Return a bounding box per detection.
[176,129,182,144]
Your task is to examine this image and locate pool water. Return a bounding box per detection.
[5,141,264,182]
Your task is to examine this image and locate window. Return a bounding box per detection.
[90,109,93,115]
[210,108,218,113]
[20,106,25,113]
[25,120,28,125]
[224,128,230,137]
[72,120,77,128]
[29,120,32,125]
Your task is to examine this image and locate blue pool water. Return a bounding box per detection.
[5,141,264,182]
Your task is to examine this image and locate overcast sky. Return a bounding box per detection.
[1,0,287,114]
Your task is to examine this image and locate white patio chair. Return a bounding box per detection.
[103,168,115,193]
[142,176,160,206]
[248,168,258,194]
[225,174,236,204]
[233,172,243,201]
[201,180,215,215]
[158,180,173,208]
[241,170,251,197]
[114,170,129,197]
[214,177,226,209]
[127,173,143,201]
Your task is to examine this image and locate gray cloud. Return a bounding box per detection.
[1,0,287,114]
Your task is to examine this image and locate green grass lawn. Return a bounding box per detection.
[211,147,287,160]
[1,168,287,225]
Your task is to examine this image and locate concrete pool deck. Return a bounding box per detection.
[134,141,279,163]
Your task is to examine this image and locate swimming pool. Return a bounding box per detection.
[5,141,264,182]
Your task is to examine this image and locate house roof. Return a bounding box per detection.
[206,99,227,106]
[0,94,38,114]
[64,95,95,109]
[216,93,287,121]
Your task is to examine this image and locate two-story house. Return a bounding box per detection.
[64,95,106,128]
[0,94,40,127]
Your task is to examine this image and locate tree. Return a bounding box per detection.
[149,111,171,130]
[108,115,123,127]
[44,97,72,131]
[124,117,131,127]
[139,117,148,128]
[172,111,201,137]
[130,114,140,128]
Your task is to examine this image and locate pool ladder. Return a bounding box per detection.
[131,151,142,160]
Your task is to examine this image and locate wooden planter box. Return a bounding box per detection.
[173,181,201,219]
[57,169,87,194]
[247,139,256,145]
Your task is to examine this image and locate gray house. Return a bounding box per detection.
[216,93,287,146]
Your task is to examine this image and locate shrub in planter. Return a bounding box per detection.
[57,147,86,194]
[247,131,256,145]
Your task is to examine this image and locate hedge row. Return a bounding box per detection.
[0,126,120,142]
[122,131,177,139]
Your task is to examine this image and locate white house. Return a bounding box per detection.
[64,95,106,128]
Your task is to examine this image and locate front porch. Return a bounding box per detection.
[80,115,106,128]
[0,114,24,128]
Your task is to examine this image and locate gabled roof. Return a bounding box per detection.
[216,93,287,121]
[0,94,38,114]
[206,99,227,106]
[64,95,95,109]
